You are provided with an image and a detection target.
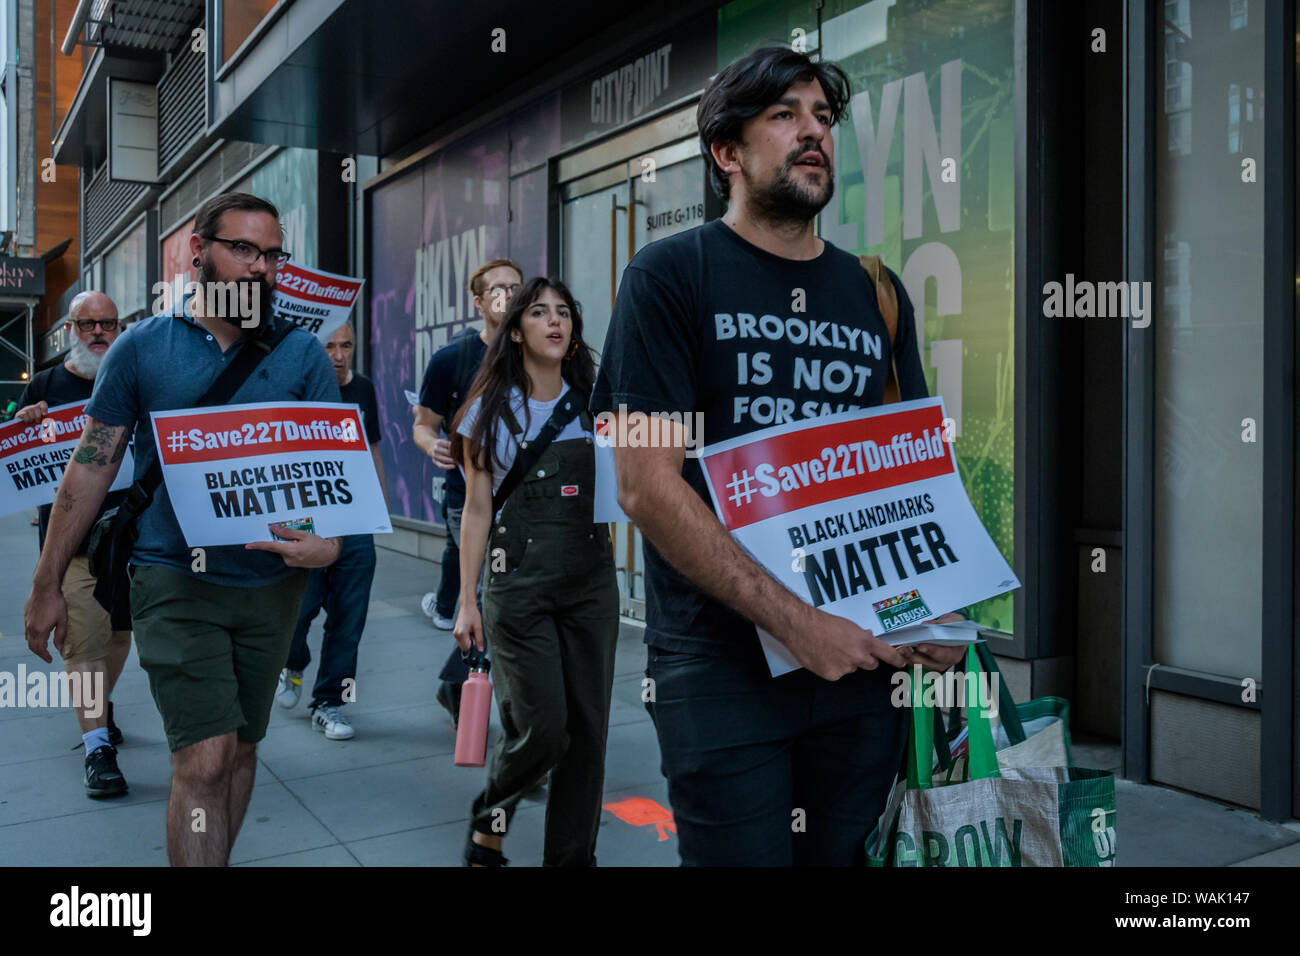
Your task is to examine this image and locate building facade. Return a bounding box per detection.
[52,0,1298,821]
[0,0,81,403]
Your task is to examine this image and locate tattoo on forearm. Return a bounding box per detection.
[57,488,79,513]
[73,423,123,467]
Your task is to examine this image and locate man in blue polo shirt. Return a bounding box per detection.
[23,192,341,866]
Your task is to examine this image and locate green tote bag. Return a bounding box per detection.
[867,644,1117,867]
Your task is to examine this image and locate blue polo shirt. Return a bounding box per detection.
[86,311,340,588]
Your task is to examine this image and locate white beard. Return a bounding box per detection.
[67,338,104,376]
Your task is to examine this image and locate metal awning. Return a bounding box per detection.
[52,47,165,167]
[54,0,203,166]
[62,0,204,55]
[210,0,702,158]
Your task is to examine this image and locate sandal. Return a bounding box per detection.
[464,828,508,867]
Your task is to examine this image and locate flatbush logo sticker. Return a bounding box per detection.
[873,589,931,631]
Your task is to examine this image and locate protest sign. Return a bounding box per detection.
[270,261,364,343]
[593,416,630,524]
[698,397,1019,676]
[0,402,134,517]
[150,401,392,546]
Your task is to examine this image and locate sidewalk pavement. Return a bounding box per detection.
[1,507,1298,866]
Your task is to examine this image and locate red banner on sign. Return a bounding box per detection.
[702,406,955,530]
[0,403,89,458]
[154,405,365,465]
[274,262,364,307]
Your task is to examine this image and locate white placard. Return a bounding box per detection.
[699,398,1019,676]
[270,261,364,343]
[150,401,391,546]
[0,401,134,517]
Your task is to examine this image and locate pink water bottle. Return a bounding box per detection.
[454,649,492,767]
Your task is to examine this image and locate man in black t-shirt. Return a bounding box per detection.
[275,322,386,741]
[15,290,131,797]
[591,47,966,866]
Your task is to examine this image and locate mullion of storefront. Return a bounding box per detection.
[1260,0,1296,823]
[1123,0,1297,820]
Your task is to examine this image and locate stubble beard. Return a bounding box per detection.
[743,152,836,228]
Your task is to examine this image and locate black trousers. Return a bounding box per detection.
[645,644,907,866]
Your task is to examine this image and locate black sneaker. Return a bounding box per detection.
[84,744,128,798]
[106,701,122,746]
[436,681,461,729]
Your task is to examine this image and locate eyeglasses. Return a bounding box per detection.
[205,236,291,267]
[486,283,521,298]
[73,318,120,332]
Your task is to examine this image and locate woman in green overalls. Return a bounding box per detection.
[450,276,619,867]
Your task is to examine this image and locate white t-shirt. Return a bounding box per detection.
[457,385,591,496]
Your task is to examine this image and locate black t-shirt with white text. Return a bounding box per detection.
[17,363,128,556]
[590,218,928,656]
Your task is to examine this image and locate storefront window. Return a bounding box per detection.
[367,123,510,524]
[1152,2,1264,676]
[811,0,1018,632]
[103,220,148,318]
[231,147,319,266]
[158,218,196,316]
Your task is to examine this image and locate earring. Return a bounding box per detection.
[192,257,200,267]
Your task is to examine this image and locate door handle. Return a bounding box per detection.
[610,193,627,309]
[627,198,644,268]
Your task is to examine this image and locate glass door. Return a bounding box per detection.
[559,132,705,621]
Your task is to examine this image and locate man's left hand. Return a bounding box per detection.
[245,524,341,568]
[899,612,970,671]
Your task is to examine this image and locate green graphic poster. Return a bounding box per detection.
[718,0,1017,631]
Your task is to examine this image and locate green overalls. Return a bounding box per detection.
[468,400,620,866]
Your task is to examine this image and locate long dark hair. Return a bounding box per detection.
[450,276,596,474]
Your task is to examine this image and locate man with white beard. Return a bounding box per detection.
[14,290,132,798]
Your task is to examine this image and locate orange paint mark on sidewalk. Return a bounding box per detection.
[604,796,677,841]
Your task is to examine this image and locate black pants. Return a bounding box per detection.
[645,644,907,866]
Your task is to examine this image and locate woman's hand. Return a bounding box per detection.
[454,603,484,653]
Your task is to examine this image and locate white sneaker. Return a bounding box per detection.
[421,592,454,630]
[276,669,303,709]
[420,592,438,617]
[312,704,354,740]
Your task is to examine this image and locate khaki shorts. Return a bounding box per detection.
[60,555,132,666]
[129,563,308,752]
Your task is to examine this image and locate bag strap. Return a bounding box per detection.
[858,255,901,404]
[491,388,586,514]
[907,642,1025,789]
[963,644,1002,781]
[903,669,955,791]
[137,320,295,500]
[973,640,1025,745]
